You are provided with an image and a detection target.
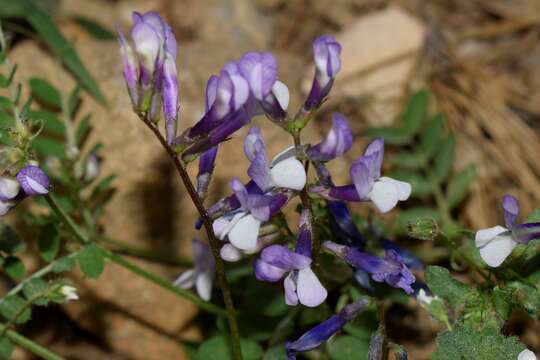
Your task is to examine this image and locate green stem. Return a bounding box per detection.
[103,251,226,316]
[141,119,243,360]
[99,236,192,267]
[0,324,64,360]
[43,194,227,317]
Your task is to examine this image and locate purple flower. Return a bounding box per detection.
[328,201,365,248]
[307,113,353,161]
[213,179,287,253]
[244,126,306,192]
[238,52,277,101]
[314,139,411,213]
[285,299,369,359]
[173,239,215,301]
[304,35,342,111]
[324,241,415,294]
[0,177,20,216]
[254,210,327,307]
[196,145,219,199]
[475,195,540,267]
[260,80,290,122]
[16,165,50,196]
[117,12,179,142]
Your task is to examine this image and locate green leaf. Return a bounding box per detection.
[431,135,456,184]
[425,266,472,308]
[0,0,107,104]
[507,282,540,319]
[38,223,60,262]
[390,150,428,169]
[32,137,66,158]
[0,111,14,128]
[446,164,476,209]
[394,207,440,235]
[75,113,91,145]
[526,208,540,223]
[197,336,264,360]
[0,74,10,88]
[28,110,65,135]
[28,77,61,108]
[3,256,25,280]
[23,278,49,306]
[327,335,369,360]
[390,171,433,197]
[51,255,76,273]
[0,96,12,110]
[263,344,287,360]
[0,295,32,324]
[0,337,13,359]
[68,85,81,118]
[432,325,525,360]
[72,16,116,40]
[421,113,444,156]
[78,244,105,278]
[0,223,25,254]
[91,174,116,197]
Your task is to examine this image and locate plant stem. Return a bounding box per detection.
[0,324,65,360]
[43,194,227,317]
[139,119,243,360]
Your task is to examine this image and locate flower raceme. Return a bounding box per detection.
[475,195,540,267]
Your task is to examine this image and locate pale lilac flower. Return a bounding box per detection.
[0,177,20,216]
[304,35,342,111]
[16,165,50,196]
[307,113,352,161]
[238,52,277,101]
[173,239,215,301]
[313,139,411,213]
[285,299,369,359]
[475,195,540,267]
[518,349,537,360]
[324,241,415,294]
[254,210,327,307]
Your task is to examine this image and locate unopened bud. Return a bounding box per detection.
[407,217,439,241]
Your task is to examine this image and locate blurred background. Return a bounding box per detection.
[2,0,540,358]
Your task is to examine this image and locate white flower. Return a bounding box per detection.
[59,285,79,301]
[475,225,516,268]
[518,349,537,360]
[417,289,434,306]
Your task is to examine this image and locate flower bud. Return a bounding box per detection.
[407,217,439,241]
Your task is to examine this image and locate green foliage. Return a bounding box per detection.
[78,244,106,279]
[446,165,476,209]
[0,336,13,359]
[0,223,25,254]
[3,256,25,280]
[0,295,32,324]
[432,325,525,360]
[407,216,440,241]
[196,336,264,360]
[262,345,287,360]
[0,0,106,104]
[23,278,49,306]
[327,335,369,360]
[51,255,76,273]
[29,77,61,108]
[426,266,472,308]
[38,223,60,262]
[72,16,116,40]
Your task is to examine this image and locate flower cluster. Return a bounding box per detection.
[119,11,416,359]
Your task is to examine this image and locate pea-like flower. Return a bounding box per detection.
[173,239,215,301]
[307,113,353,161]
[254,210,327,307]
[0,177,20,215]
[324,241,415,294]
[304,35,342,111]
[475,195,540,267]
[518,349,537,360]
[16,165,50,196]
[285,299,369,360]
[312,138,411,213]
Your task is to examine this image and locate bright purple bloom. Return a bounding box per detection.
[285,299,369,359]
[304,35,342,111]
[16,165,50,196]
[475,195,540,267]
[238,52,277,101]
[254,210,327,307]
[324,241,415,294]
[312,138,411,213]
[196,145,219,199]
[307,113,352,161]
[173,239,215,301]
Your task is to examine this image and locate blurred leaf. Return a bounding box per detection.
[0,74,10,88]
[0,128,12,145]
[3,256,25,280]
[426,266,472,308]
[75,113,91,145]
[0,295,31,324]
[22,278,49,306]
[446,165,476,209]
[364,90,429,145]
[51,255,76,273]
[390,171,433,198]
[432,326,525,360]
[32,137,66,158]
[343,309,377,341]
[0,337,13,359]
[263,344,287,360]
[78,244,105,278]
[327,335,369,360]
[72,16,115,40]
[526,209,540,223]
[421,113,444,156]
[390,150,428,169]
[0,95,12,110]
[91,174,116,198]
[431,135,456,184]
[506,281,540,320]
[197,336,263,360]
[0,0,107,104]
[28,110,65,135]
[38,223,60,262]
[28,77,61,108]
[68,84,81,118]
[0,111,14,128]
[0,223,25,254]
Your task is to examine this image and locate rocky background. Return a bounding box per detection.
[4,0,540,358]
